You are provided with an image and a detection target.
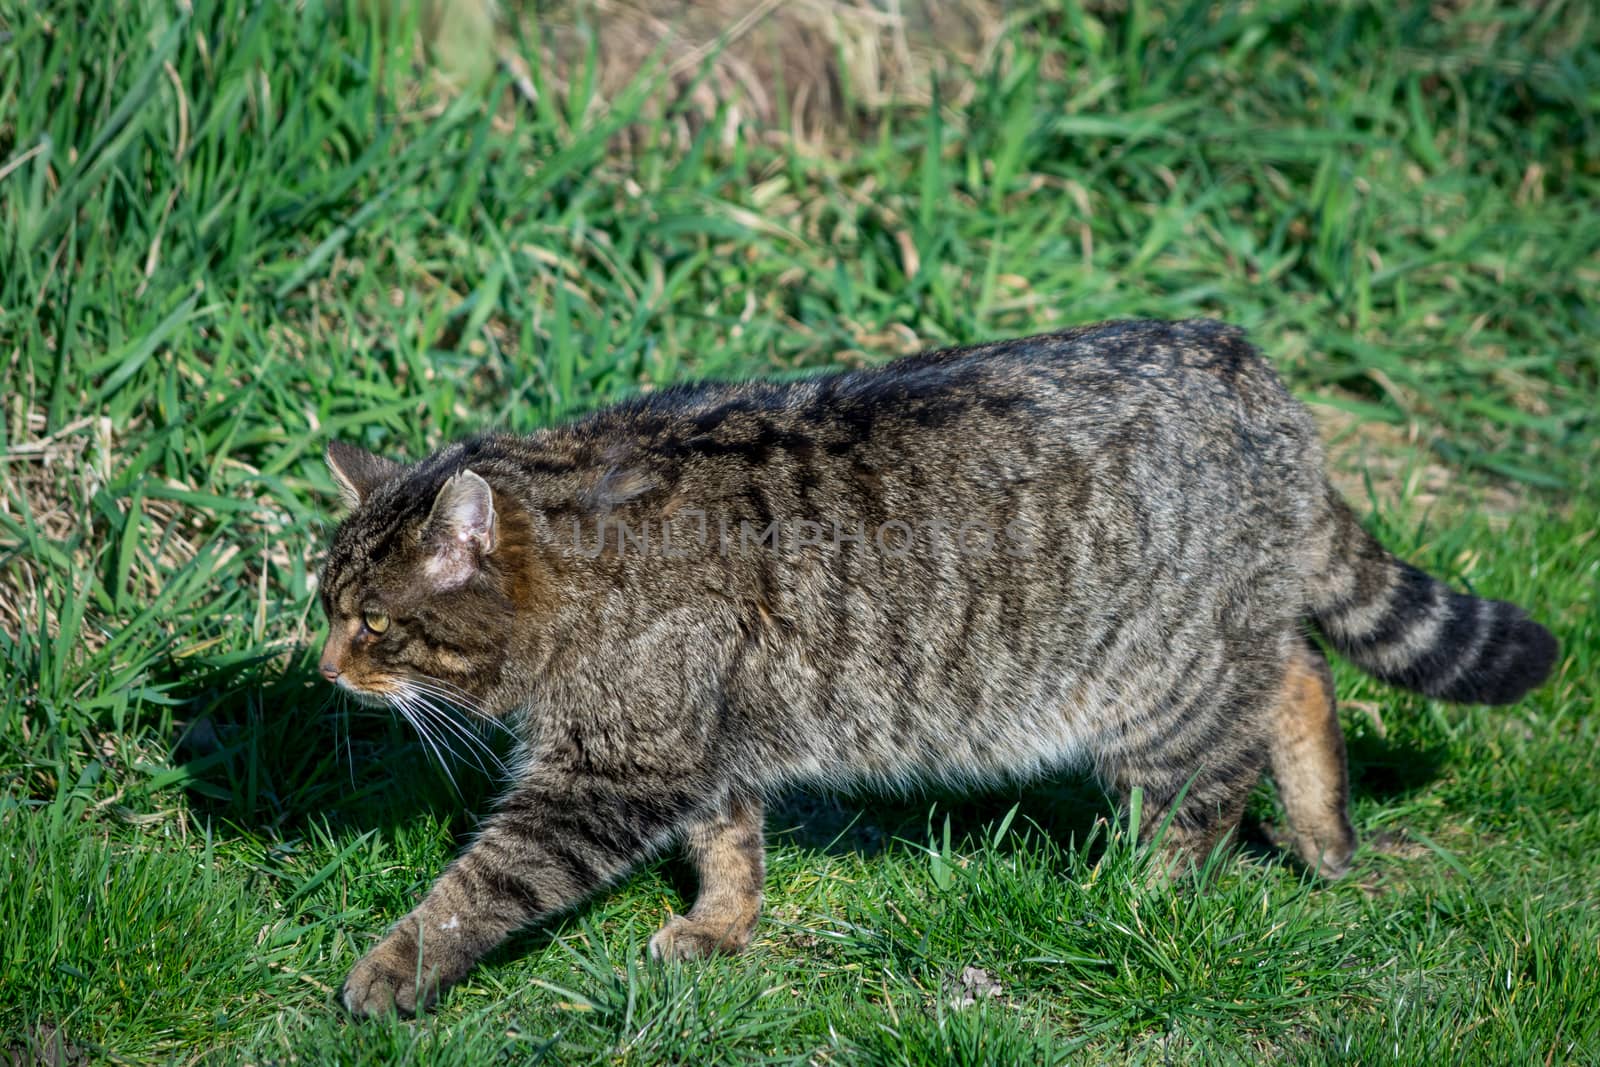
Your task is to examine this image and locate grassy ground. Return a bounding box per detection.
[3,0,1598,1062]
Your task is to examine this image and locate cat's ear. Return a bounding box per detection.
[423,469,497,588]
[326,441,403,510]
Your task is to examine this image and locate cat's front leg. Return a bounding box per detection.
[343,772,705,1017]
[648,791,765,960]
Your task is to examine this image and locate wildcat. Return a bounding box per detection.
[318,318,1557,1017]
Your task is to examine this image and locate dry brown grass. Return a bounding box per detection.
[0,407,211,650]
[0,365,297,652]
[413,0,1059,148]
[1310,401,1527,525]
[523,0,1004,136]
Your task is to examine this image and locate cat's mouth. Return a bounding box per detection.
[333,675,400,708]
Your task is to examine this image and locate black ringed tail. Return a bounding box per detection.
[1306,487,1558,705]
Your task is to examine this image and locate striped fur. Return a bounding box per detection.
[317,319,1558,1016]
[1307,490,1559,704]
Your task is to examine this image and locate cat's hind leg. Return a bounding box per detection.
[1102,679,1270,879]
[1124,750,1267,881]
[1266,637,1356,878]
[649,791,765,961]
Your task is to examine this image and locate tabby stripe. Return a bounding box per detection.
[1372,584,1477,682]
[471,864,546,918]
[1346,563,1438,647]
[545,840,604,890]
[364,507,420,575]
[1100,643,1217,761]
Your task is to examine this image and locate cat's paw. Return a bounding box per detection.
[1308,847,1353,881]
[342,937,438,1018]
[647,914,753,962]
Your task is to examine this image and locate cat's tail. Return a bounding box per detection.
[1304,485,1558,704]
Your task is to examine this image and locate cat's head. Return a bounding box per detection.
[317,440,528,717]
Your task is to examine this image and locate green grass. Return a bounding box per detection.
[2,0,1598,1061]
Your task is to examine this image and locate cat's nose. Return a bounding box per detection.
[320,662,341,682]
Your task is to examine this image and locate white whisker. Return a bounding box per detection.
[406,690,503,778]
[391,680,513,785]
[406,676,517,739]
[402,678,518,749]
[338,689,355,788]
[393,693,464,797]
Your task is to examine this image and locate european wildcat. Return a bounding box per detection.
[318,319,1557,1017]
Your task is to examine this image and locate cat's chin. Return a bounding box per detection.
[336,684,393,709]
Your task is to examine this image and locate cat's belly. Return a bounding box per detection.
[744,584,1276,794]
[749,649,1107,792]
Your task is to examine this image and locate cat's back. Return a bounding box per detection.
[580,317,1313,478]
[529,317,1324,568]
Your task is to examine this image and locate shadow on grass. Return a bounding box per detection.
[767,776,1112,861]
[166,650,502,846]
[762,721,1448,864]
[1344,730,1450,801]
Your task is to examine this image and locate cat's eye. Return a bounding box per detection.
[362,611,390,634]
